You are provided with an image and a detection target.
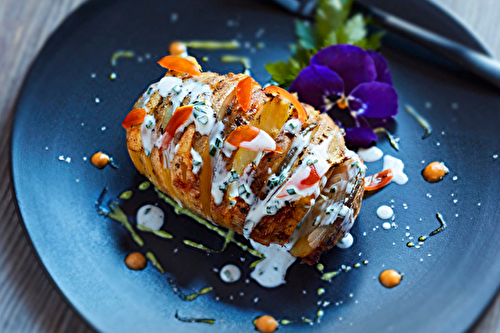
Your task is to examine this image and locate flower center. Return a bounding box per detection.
[337,96,349,109]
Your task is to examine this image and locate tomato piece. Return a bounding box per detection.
[364,169,393,191]
[263,85,307,124]
[122,108,146,130]
[226,125,282,153]
[159,105,194,151]
[236,76,254,111]
[157,55,201,76]
[276,164,324,198]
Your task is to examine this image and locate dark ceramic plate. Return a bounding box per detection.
[11,0,500,332]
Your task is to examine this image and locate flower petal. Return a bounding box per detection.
[366,50,393,85]
[311,45,376,95]
[344,118,378,148]
[349,82,398,118]
[289,65,344,109]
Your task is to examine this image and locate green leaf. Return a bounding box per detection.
[337,14,367,45]
[364,30,385,50]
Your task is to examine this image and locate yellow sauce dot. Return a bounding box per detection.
[90,152,110,169]
[125,252,147,271]
[254,315,279,333]
[169,41,187,56]
[422,161,448,183]
[379,269,402,288]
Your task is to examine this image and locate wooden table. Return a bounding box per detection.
[1,0,499,332]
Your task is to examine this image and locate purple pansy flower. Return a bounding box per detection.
[290,45,398,147]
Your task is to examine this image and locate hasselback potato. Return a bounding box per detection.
[125,58,365,264]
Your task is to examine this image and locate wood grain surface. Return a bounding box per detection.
[0,0,499,332]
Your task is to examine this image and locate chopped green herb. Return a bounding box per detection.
[209,145,217,156]
[307,159,318,166]
[111,50,134,66]
[286,188,297,195]
[172,85,182,94]
[138,181,151,190]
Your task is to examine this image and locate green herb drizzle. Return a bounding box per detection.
[374,127,399,151]
[405,105,432,139]
[96,188,144,246]
[111,50,135,66]
[183,40,240,50]
[154,188,264,260]
[137,224,174,239]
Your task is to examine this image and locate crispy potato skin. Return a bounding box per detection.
[125,71,365,264]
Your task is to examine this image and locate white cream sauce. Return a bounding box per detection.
[383,155,409,185]
[357,146,383,162]
[336,232,354,249]
[250,240,296,288]
[136,205,164,230]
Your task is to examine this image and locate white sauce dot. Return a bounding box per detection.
[383,155,408,185]
[382,222,391,230]
[376,205,394,220]
[136,204,164,230]
[220,264,241,283]
[336,233,354,249]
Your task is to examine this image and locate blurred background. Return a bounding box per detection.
[0,0,499,332]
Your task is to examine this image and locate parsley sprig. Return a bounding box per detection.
[266,0,383,87]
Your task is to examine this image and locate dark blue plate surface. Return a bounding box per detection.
[11,0,500,332]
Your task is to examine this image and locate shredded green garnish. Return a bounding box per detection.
[138,181,151,190]
[137,224,174,239]
[374,127,399,151]
[265,0,383,87]
[111,50,135,66]
[405,105,432,139]
[146,251,165,274]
